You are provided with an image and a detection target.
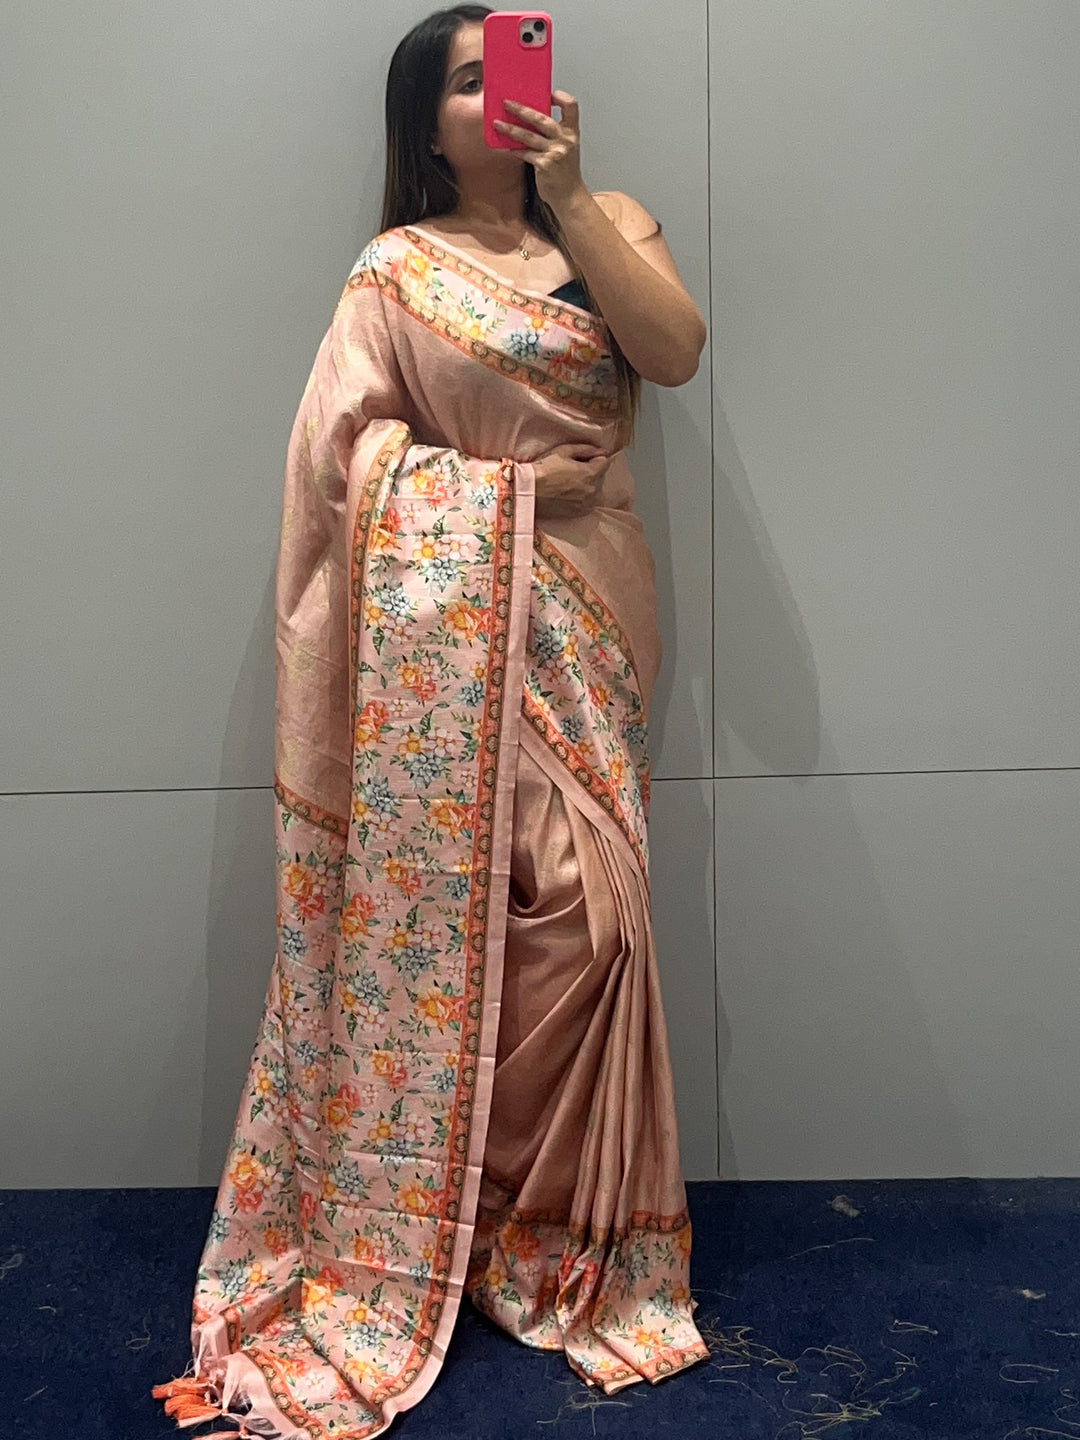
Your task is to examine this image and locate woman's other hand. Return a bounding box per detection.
[531,443,611,519]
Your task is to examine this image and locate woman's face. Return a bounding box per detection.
[432,22,521,176]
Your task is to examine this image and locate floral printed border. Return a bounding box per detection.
[345,229,622,419]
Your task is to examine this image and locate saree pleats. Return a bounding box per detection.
[467,737,708,1393]
[153,224,708,1440]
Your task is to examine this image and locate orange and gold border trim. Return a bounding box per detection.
[344,232,621,420]
[272,775,348,838]
[534,530,639,679]
[521,691,649,891]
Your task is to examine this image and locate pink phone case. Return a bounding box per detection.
[483,12,553,150]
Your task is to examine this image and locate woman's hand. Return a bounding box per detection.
[493,92,587,214]
[531,442,611,519]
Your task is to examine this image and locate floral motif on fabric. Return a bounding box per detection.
[346,229,620,418]
[466,1199,710,1393]
[177,443,525,1437]
[522,532,652,884]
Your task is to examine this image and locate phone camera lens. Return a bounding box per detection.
[534,18,546,29]
[522,30,533,42]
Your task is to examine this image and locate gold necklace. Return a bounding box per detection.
[462,218,530,259]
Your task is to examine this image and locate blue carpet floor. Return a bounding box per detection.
[2,1178,1078,1439]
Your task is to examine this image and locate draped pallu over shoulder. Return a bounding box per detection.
[152,226,707,1440]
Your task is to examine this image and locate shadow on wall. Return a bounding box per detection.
[199,569,278,1185]
[707,394,966,1181]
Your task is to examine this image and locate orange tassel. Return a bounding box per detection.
[152,1376,257,1435]
[152,1377,225,1427]
[171,1401,225,1425]
[152,1377,213,1401]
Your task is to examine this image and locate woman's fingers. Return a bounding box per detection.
[552,91,579,132]
[532,442,609,518]
[503,99,559,136]
[492,118,546,149]
[547,442,604,462]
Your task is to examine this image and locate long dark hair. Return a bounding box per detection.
[378,4,640,446]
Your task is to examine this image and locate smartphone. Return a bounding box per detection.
[483,11,553,151]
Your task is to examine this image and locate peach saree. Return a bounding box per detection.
[153,225,709,1439]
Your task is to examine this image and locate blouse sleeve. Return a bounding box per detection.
[593,190,663,243]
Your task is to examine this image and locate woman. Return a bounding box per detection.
[153,7,709,1437]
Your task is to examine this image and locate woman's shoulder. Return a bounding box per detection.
[346,227,412,282]
[590,190,662,242]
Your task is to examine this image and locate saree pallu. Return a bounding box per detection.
[153,225,709,1439]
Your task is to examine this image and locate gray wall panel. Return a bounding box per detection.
[713,769,1080,1179]
[709,0,1080,1181]
[0,788,275,1187]
[710,0,1080,779]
